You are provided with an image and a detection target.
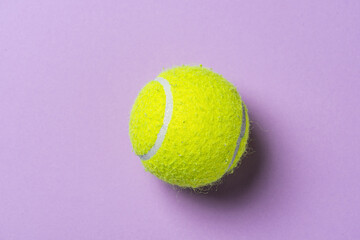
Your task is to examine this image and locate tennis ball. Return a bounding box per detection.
[129,65,250,188]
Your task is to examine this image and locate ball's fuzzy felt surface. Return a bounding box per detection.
[129,65,250,188]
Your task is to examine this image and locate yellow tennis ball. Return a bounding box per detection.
[129,65,250,188]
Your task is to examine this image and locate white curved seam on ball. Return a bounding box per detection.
[139,77,173,161]
[226,102,247,172]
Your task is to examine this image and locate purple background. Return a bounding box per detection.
[1,1,360,239]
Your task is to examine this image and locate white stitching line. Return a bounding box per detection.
[139,77,173,160]
[226,102,247,172]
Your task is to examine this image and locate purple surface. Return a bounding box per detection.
[1,1,360,239]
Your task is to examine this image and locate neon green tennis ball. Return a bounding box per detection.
[129,65,250,188]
